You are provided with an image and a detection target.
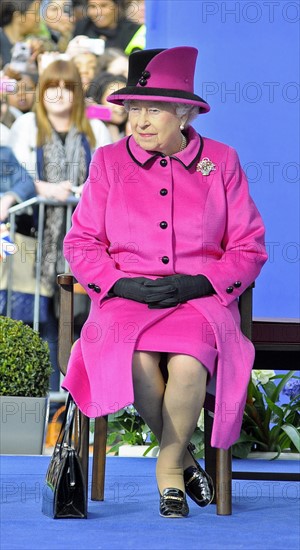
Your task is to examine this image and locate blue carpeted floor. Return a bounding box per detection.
[0,456,299,550]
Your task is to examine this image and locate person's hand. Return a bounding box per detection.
[27,38,45,62]
[47,14,74,36]
[65,36,87,58]
[72,184,84,197]
[65,36,104,58]
[35,180,72,201]
[109,277,177,305]
[144,274,215,309]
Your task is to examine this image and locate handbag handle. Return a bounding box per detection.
[55,394,81,454]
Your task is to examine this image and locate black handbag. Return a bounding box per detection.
[42,395,87,519]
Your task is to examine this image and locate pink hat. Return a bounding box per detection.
[106,46,210,114]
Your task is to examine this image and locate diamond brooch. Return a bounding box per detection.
[196,157,216,175]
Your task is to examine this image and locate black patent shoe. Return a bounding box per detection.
[159,488,189,518]
[183,443,214,507]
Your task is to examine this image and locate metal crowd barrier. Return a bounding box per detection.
[6,195,79,330]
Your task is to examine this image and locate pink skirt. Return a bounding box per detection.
[135,303,217,378]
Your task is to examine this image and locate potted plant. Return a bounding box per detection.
[232,370,300,459]
[0,316,52,454]
[105,406,205,458]
[105,406,159,457]
[101,370,300,461]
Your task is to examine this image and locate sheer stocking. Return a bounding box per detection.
[132,351,207,494]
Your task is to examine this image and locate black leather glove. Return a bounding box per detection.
[108,277,177,305]
[144,274,215,309]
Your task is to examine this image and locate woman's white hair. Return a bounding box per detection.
[123,100,199,125]
[173,103,199,125]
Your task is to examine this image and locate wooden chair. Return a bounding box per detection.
[203,284,253,515]
[57,274,108,505]
[57,274,253,515]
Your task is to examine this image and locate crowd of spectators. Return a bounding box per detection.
[0,0,145,390]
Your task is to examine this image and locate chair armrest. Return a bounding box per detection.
[205,283,254,404]
[57,273,75,375]
[238,283,254,340]
[57,273,75,286]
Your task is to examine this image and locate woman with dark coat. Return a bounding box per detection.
[0,0,42,68]
[63,46,268,518]
[73,0,145,55]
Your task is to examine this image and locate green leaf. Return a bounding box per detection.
[269,445,281,460]
[281,424,300,452]
[143,442,158,456]
[287,394,300,410]
[248,425,268,445]
[232,431,258,458]
[189,429,205,458]
[262,381,277,399]
[285,409,300,427]
[107,442,122,455]
[107,432,120,446]
[268,424,284,449]
[261,372,296,431]
[247,379,256,400]
[264,396,284,422]
[278,433,292,451]
[232,440,254,459]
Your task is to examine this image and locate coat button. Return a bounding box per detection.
[94,285,101,293]
[226,286,234,294]
[142,70,150,79]
[161,256,169,264]
[160,188,168,196]
[234,281,242,288]
[160,221,168,229]
[160,159,168,167]
[88,283,95,289]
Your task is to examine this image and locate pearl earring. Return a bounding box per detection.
[180,123,185,130]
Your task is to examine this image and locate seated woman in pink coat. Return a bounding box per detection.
[63,47,268,518]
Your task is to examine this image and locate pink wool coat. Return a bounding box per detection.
[62,126,268,449]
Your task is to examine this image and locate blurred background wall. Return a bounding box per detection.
[146,0,300,319]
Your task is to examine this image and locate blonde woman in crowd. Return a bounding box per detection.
[6,58,111,389]
[10,58,111,201]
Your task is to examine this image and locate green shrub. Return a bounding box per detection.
[0,316,52,397]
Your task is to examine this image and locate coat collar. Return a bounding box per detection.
[126,126,204,170]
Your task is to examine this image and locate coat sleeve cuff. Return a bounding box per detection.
[76,263,132,308]
[199,267,249,307]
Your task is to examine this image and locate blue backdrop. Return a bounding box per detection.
[145,0,300,319]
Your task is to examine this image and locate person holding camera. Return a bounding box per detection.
[0,0,43,68]
[73,0,145,55]
[86,71,128,141]
[39,0,75,53]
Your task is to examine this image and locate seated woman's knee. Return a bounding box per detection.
[132,350,161,379]
[168,354,207,386]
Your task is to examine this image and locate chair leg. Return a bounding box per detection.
[91,416,108,501]
[204,409,217,504]
[216,448,232,515]
[78,412,90,503]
